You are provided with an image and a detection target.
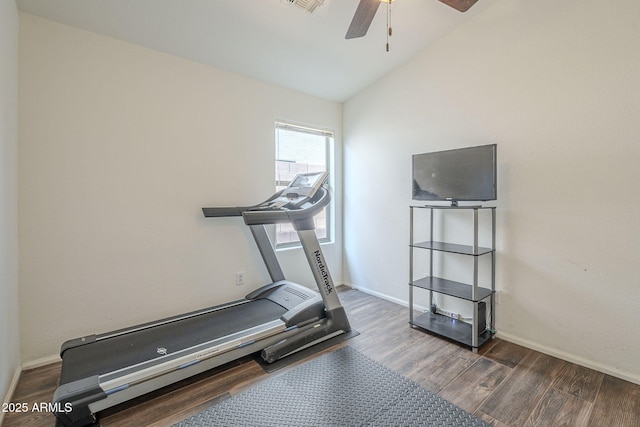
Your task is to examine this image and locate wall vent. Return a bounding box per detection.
[284,0,325,14]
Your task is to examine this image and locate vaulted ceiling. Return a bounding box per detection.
[16,0,496,102]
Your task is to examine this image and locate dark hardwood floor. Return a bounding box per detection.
[4,287,640,426]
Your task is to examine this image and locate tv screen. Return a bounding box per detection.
[412,144,497,203]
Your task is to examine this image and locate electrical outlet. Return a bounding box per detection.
[236,271,245,286]
[495,290,501,305]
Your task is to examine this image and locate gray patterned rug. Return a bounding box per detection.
[173,346,491,426]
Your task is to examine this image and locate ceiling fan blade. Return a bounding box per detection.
[436,0,479,12]
[345,0,381,39]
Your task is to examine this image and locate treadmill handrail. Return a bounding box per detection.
[202,190,285,218]
[201,207,244,217]
[202,185,330,228]
[241,186,330,229]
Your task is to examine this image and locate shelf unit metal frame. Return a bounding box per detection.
[409,205,496,352]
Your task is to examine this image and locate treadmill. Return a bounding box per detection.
[53,171,351,427]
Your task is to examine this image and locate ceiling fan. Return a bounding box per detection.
[345,0,479,40]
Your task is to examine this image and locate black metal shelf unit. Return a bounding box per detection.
[409,205,496,352]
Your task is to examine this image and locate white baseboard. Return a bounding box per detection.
[496,331,640,386]
[21,354,60,370]
[345,283,640,386]
[341,282,430,312]
[0,365,22,426]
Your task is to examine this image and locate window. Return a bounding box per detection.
[275,121,333,247]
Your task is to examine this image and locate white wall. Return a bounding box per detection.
[0,0,20,408]
[344,0,640,383]
[18,14,343,363]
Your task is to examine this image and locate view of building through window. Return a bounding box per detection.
[275,122,332,246]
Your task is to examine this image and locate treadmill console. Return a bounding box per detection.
[201,171,330,222]
[284,171,327,198]
[257,171,328,211]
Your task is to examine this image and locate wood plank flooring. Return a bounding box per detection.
[4,287,640,426]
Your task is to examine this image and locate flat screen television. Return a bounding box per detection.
[412,144,497,204]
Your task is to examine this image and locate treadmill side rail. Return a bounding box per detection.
[98,320,286,391]
[52,376,105,427]
[54,320,287,427]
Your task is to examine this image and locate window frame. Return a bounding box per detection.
[274,121,334,249]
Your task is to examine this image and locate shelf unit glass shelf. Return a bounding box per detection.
[410,312,493,348]
[412,276,493,302]
[410,241,493,256]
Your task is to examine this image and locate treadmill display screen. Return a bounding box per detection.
[285,171,327,198]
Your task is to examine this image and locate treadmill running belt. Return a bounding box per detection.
[60,299,286,384]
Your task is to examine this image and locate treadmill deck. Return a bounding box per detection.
[60,299,287,385]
